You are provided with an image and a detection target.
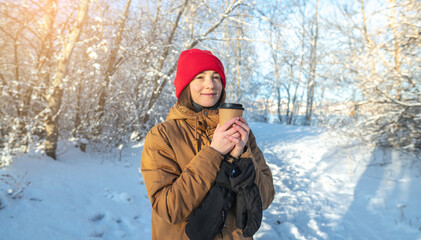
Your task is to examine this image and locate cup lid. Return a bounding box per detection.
[220,103,244,110]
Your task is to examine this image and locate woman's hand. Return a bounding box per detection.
[210,118,239,155]
[226,117,250,158]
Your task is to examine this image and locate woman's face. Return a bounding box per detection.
[189,70,223,107]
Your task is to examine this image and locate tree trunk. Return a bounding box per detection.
[235,29,242,103]
[12,37,22,150]
[277,86,282,123]
[45,86,62,159]
[188,0,196,42]
[285,62,293,123]
[95,0,132,135]
[139,0,189,127]
[388,0,402,100]
[271,29,282,123]
[73,73,84,138]
[289,48,305,124]
[304,0,319,126]
[360,0,378,100]
[37,0,57,93]
[223,8,231,98]
[0,74,3,101]
[45,0,90,159]
[289,1,307,125]
[294,88,305,125]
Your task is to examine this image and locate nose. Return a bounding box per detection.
[204,75,215,89]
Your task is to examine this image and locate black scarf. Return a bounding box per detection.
[192,100,221,113]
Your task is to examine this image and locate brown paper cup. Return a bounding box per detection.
[219,103,244,126]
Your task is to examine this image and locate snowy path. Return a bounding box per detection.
[1,122,420,239]
[251,124,421,240]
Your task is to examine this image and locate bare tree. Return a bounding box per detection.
[94,0,132,135]
[288,0,308,125]
[45,0,90,159]
[138,0,246,128]
[304,0,319,126]
[330,0,421,150]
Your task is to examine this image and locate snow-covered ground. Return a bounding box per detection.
[1,122,420,240]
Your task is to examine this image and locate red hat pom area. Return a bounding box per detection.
[174,49,226,99]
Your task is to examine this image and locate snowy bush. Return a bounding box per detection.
[0,173,31,200]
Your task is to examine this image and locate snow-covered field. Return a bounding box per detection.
[1,122,420,240]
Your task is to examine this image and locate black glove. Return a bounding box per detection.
[185,161,236,240]
[230,158,263,238]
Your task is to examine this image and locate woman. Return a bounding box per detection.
[141,49,275,239]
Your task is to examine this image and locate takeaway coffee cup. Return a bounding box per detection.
[219,103,244,125]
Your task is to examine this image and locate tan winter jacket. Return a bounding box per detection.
[141,103,275,240]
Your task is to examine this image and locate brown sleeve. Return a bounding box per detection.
[240,130,275,210]
[140,124,224,224]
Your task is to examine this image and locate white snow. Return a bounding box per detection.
[1,122,420,240]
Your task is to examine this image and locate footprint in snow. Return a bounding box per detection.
[90,213,105,222]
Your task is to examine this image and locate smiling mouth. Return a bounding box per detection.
[201,93,216,96]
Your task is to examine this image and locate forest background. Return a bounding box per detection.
[0,0,420,164]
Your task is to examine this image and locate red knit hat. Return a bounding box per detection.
[174,49,226,98]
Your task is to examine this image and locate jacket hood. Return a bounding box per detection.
[166,103,197,121]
